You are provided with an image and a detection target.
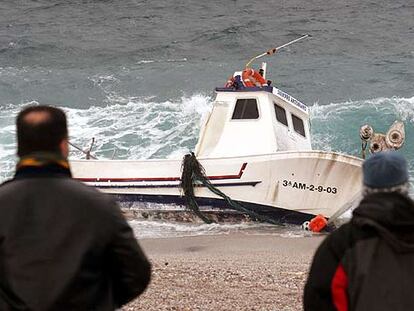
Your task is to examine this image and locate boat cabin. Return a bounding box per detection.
[195,75,312,158]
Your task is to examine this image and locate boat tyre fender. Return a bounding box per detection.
[242,68,267,87]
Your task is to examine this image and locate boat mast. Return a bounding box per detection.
[245,34,311,68]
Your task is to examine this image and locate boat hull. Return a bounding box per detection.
[71,151,363,223]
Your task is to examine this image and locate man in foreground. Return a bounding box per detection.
[0,106,151,310]
[304,151,414,310]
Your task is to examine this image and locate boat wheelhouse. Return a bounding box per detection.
[196,86,311,158]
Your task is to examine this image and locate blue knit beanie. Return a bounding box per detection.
[363,152,408,188]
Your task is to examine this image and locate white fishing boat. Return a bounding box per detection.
[71,56,365,225]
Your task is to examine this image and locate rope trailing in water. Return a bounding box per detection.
[180,152,284,225]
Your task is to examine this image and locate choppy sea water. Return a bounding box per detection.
[1,0,413,238]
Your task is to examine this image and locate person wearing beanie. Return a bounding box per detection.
[362,151,409,196]
[304,151,414,311]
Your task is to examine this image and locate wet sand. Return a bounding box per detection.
[124,234,324,311]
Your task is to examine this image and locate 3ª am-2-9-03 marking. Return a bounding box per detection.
[281,180,338,194]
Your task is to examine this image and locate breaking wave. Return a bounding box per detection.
[65,93,212,160]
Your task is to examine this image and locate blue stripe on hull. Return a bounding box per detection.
[113,193,314,225]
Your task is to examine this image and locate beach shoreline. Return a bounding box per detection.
[124,233,324,311]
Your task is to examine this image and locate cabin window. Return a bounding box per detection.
[231,99,259,120]
[292,114,306,137]
[274,103,288,126]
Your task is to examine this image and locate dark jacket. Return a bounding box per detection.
[304,192,414,311]
[0,165,151,310]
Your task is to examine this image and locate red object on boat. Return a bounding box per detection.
[309,214,328,232]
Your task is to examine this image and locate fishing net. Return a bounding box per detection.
[180,152,283,225]
[180,153,214,224]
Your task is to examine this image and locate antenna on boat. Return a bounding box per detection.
[245,34,311,68]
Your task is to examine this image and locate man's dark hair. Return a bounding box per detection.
[17,105,68,157]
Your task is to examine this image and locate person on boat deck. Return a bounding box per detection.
[0,106,151,310]
[304,151,414,311]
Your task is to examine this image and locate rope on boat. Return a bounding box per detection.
[180,152,283,225]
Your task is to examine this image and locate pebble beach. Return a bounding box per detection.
[124,234,324,311]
